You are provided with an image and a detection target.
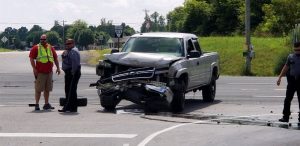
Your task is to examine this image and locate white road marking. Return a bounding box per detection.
[253,95,290,98]
[0,133,137,138]
[228,83,273,85]
[241,89,258,91]
[274,88,286,91]
[137,121,205,146]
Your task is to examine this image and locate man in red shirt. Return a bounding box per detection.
[29,34,60,111]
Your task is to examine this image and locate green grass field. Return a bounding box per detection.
[89,37,291,76]
[0,48,11,52]
[200,37,291,76]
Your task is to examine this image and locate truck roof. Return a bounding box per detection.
[131,32,198,39]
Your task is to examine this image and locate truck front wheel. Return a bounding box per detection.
[202,76,216,102]
[171,79,186,113]
[99,89,121,111]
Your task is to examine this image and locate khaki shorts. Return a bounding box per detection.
[35,73,53,92]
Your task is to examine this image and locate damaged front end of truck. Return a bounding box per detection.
[90,52,183,111]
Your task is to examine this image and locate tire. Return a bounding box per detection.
[202,76,216,102]
[59,97,87,106]
[99,90,121,111]
[171,79,186,113]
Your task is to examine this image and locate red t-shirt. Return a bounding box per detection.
[29,43,58,73]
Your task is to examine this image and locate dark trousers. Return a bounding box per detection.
[64,70,81,111]
[283,76,300,117]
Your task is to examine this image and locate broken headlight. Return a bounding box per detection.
[96,60,112,76]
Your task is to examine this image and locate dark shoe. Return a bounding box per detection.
[58,109,66,112]
[43,103,54,110]
[58,107,71,112]
[279,117,289,123]
[35,104,40,111]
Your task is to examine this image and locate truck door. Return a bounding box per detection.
[192,39,211,85]
[186,39,201,88]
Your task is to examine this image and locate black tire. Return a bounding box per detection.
[59,97,87,106]
[202,76,216,102]
[78,98,87,106]
[99,90,121,111]
[171,79,186,113]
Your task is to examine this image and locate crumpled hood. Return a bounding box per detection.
[105,52,182,68]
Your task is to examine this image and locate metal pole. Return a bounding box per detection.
[117,37,120,51]
[245,0,251,74]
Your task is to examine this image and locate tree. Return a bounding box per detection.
[50,21,63,38]
[141,11,151,33]
[166,6,185,32]
[67,19,89,39]
[121,23,135,36]
[183,0,213,35]
[46,31,60,46]
[208,0,243,35]
[17,27,28,41]
[256,0,300,36]
[75,29,94,49]
[97,18,115,37]
[158,16,166,31]
[26,31,43,46]
[141,11,166,32]
[28,25,43,33]
[151,12,159,31]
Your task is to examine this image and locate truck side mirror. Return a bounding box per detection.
[188,50,201,58]
[111,48,119,54]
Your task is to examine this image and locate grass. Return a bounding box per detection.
[85,49,111,66]
[0,48,11,52]
[87,37,291,76]
[200,37,290,76]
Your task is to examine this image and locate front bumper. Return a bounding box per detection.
[91,80,173,105]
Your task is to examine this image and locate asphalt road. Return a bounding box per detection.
[0,51,299,146]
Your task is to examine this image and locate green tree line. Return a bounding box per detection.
[0,19,135,50]
[1,0,300,50]
[143,0,300,36]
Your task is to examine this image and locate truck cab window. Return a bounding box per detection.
[192,39,202,55]
[187,40,194,53]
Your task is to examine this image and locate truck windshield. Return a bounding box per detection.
[122,37,184,57]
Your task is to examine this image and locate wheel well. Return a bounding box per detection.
[179,73,188,88]
[213,67,218,79]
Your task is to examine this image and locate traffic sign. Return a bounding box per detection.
[115,25,123,38]
[1,36,8,43]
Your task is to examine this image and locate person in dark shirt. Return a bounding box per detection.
[277,41,300,123]
[58,39,81,113]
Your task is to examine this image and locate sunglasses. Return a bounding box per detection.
[40,39,46,41]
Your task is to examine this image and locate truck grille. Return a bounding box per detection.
[112,67,155,82]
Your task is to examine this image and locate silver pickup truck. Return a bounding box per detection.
[90,32,219,112]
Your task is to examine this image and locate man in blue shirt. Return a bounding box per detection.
[277,41,300,123]
[58,39,81,113]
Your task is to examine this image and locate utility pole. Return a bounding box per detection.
[143,9,150,32]
[244,0,252,75]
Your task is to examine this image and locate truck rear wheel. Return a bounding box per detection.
[202,76,216,102]
[171,79,185,113]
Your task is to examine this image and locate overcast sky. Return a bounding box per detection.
[0,0,184,32]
